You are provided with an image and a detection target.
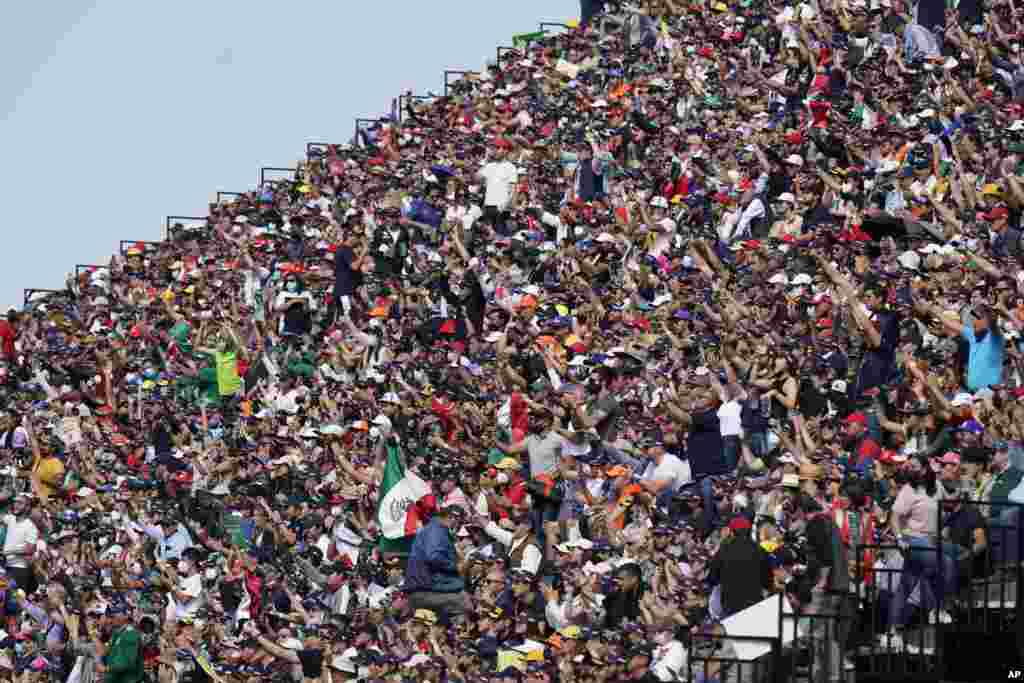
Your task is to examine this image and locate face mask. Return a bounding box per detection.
[286,282,298,293]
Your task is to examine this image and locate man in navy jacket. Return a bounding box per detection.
[404,504,467,621]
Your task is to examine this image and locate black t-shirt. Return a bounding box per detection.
[281,296,313,335]
[944,506,986,549]
[798,378,827,419]
[297,648,324,680]
[334,246,362,297]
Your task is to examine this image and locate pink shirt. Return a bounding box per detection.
[892,484,939,539]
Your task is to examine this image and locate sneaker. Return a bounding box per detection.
[843,657,856,671]
[928,609,953,624]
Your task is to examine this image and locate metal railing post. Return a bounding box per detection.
[398,94,434,125]
[75,264,108,280]
[259,167,297,187]
[354,119,381,149]
[23,289,64,308]
[443,70,479,97]
[119,240,162,257]
[166,216,207,240]
[497,46,515,69]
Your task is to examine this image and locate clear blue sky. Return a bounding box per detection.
[0,0,575,309]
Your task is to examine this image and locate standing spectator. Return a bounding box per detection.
[707,516,772,618]
[97,604,143,683]
[477,139,518,235]
[480,511,542,576]
[404,504,468,620]
[580,0,606,27]
[332,231,367,319]
[792,494,853,679]
[3,494,38,595]
[710,371,745,472]
[604,563,644,628]
[0,309,18,362]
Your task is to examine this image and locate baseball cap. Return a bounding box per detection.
[845,412,867,426]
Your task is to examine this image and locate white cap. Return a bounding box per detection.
[381,392,401,404]
[777,192,796,203]
[830,379,848,393]
[650,195,669,208]
[791,273,813,286]
[769,272,789,285]
[897,250,921,271]
[784,154,804,166]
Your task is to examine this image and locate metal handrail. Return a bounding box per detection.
[307,142,329,158]
[443,70,479,97]
[397,93,434,124]
[353,118,382,148]
[119,240,163,256]
[259,167,297,186]
[166,216,207,240]
[75,264,109,280]
[496,46,516,69]
[216,192,245,204]
[539,22,571,32]
[23,289,64,307]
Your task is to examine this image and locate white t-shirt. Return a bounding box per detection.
[479,161,519,210]
[3,515,38,569]
[173,573,205,620]
[717,400,743,437]
[648,454,692,492]
[651,640,688,682]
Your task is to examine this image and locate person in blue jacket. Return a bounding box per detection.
[404,504,467,622]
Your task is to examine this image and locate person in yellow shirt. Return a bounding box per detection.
[32,446,65,502]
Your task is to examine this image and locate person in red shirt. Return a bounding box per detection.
[0,310,18,362]
[842,411,880,477]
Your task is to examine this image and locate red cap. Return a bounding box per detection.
[845,412,868,426]
[728,517,752,531]
[984,207,1009,221]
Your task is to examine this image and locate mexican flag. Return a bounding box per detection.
[376,445,430,552]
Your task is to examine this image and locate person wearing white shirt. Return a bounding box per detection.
[3,495,39,593]
[477,143,519,232]
[711,372,746,471]
[649,623,688,682]
[481,516,542,575]
[167,555,205,622]
[640,444,692,502]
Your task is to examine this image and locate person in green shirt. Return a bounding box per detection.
[96,604,144,683]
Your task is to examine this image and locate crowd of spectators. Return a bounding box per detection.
[2,0,1024,680]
